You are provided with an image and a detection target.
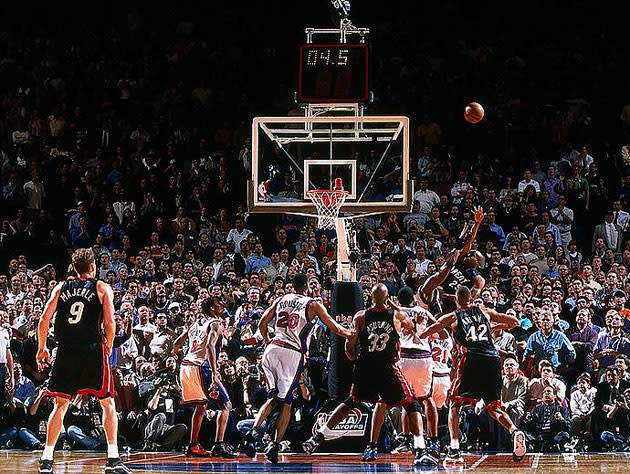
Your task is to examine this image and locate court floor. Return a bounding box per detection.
[6,450,630,473]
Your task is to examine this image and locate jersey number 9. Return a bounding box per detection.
[68,301,85,325]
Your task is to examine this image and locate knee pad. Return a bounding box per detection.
[403,399,421,414]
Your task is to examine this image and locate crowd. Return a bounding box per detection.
[2,4,630,458]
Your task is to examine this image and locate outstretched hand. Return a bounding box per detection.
[474,206,485,225]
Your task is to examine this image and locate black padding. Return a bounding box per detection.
[328,281,363,401]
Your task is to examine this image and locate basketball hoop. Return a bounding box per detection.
[306,178,349,229]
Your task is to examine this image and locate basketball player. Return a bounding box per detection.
[36,249,132,474]
[393,286,441,466]
[303,283,422,463]
[242,273,351,463]
[430,332,453,411]
[441,209,486,311]
[416,206,482,314]
[179,296,236,458]
[416,248,460,315]
[419,285,526,463]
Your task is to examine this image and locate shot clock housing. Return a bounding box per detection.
[298,44,369,103]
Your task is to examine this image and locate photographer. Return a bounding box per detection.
[219,359,246,421]
[66,394,108,450]
[235,360,267,438]
[23,385,68,449]
[0,361,42,449]
[593,366,630,445]
[141,357,187,451]
[600,388,630,451]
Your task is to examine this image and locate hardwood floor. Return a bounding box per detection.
[6,450,630,473]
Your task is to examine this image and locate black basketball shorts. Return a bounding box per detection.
[350,361,414,406]
[47,340,114,400]
[448,349,502,409]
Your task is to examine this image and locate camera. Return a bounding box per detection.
[248,364,259,376]
[152,371,176,389]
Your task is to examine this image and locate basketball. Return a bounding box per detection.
[464,102,484,123]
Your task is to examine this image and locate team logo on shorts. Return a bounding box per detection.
[313,408,368,438]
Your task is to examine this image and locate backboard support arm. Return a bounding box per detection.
[335,217,356,282]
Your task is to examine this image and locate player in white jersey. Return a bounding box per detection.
[393,287,440,466]
[242,273,351,463]
[430,334,453,410]
[179,297,235,458]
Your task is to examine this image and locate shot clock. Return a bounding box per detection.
[298,44,369,103]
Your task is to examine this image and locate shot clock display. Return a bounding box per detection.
[298,44,369,103]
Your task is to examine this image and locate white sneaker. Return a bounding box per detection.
[512,430,526,462]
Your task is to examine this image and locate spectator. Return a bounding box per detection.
[263,252,287,283]
[227,218,253,254]
[566,308,598,377]
[522,386,572,452]
[569,373,596,443]
[526,361,567,412]
[244,243,271,275]
[518,170,541,195]
[594,310,630,375]
[501,355,527,428]
[149,314,175,362]
[413,178,440,215]
[593,367,630,444]
[523,311,576,378]
[592,210,622,254]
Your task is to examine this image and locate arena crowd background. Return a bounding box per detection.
[1,0,630,455]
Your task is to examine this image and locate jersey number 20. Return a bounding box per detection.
[277,312,299,329]
[68,301,84,325]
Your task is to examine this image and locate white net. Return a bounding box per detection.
[306,187,349,229]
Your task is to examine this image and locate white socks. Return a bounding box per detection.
[318,425,335,440]
[108,444,119,459]
[414,435,426,449]
[450,439,460,450]
[41,445,54,461]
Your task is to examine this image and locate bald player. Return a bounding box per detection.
[303,284,422,462]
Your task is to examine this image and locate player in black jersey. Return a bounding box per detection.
[420,285,526,463]
[303,284,423,462]
[419,207,484,314]
[36,249,132,474]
